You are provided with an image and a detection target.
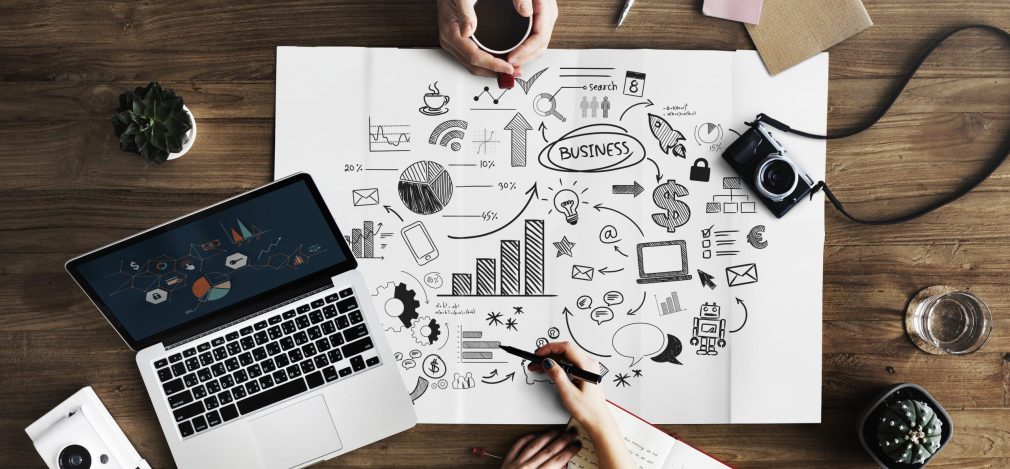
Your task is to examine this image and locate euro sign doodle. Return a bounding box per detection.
[651,180,690,232]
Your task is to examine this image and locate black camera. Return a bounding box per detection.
[722,122,815,218]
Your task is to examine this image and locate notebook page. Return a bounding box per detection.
[566,402,677,469]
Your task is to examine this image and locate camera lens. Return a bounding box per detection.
[756,156,798,201]
[58,445,91,469]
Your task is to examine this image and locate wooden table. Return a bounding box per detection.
[3,1,1010,467]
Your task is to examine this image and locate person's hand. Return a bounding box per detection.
[500,429,581,469]
[527,342,612,433]
[437,0,515,77]
[506,0,559,70]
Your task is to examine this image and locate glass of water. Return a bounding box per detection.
[905,286,992,355]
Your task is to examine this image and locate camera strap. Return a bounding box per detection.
[748,24,1010,225]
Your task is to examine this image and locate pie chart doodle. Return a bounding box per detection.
[694,123,723,145]
[398,161,453,215]
[191,272,231,302]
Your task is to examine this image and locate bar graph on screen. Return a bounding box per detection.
[439,219,555,297]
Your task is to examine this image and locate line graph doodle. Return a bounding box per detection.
[471,129,500,155]
[368,117,411,152]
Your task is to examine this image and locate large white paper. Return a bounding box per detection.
[275,47,826,424]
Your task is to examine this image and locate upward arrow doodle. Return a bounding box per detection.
[504,113,533,167]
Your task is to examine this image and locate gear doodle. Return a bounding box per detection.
[410,316,443,345]
[372,281,421,332]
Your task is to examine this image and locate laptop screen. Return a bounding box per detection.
[639,241,687,277]
[67,176,351,348]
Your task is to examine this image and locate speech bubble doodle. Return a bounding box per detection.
[599,225,621,244]
[402,359,416,370]
[424,272,444,289]
[538,123,647,173]
[576,295,593,309]
[547,327,560,339]
[603,291,624,306]
[612,323,666,366]
[650,334,684,365]
[394,352,403,361]
[409,349,422,359]
[591,307,615,325]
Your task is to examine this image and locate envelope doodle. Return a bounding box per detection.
[352,188,380,206]
[725,263,758,287]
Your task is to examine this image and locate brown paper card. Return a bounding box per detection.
[746,0,872,75]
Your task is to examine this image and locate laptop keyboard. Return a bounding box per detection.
[151,287,380,439]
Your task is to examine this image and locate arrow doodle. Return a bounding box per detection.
[612,181,644,197]
[563,307,611,357]
[449,183,539,240]
[614,245,629,258]
[538,121,549,142]
[482,369,499,380]
[646,157,663,182]
[598,266,624,275]
[383,205,404,222]
[619,99,654,121]
[627,291,646,315]
[504,112,533,167]
[481,372,516,384]
[593,203,644,236]
[730,297,748,333]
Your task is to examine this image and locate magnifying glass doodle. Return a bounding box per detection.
[533,92,566,122]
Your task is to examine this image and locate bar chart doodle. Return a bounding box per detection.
[440,219,555,297]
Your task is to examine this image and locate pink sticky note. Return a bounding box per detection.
[703,0,764,25]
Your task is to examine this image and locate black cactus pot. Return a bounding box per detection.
[856,383,953,468]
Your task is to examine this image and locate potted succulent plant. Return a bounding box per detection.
[112,82,196,164]
[857,383,953,468]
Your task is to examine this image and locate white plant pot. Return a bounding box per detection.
[167,105,197,160]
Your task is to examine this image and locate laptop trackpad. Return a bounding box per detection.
[249,396,342,468]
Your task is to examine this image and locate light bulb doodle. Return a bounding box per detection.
[553,189,580,225]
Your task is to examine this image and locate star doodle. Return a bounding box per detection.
[613,373,631,388]
[632,369,643,378]
[486,311,504,326]
[513,306,524,315]
[505,317,519,331]
[553,236,576,257]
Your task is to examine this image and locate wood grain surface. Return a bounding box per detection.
[2,1,1010,467]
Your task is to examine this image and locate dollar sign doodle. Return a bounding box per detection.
[428,358,440,374]
[129,261,140,270]
[651,180,690,232]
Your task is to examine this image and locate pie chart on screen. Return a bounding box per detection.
[398,161,453,215]
[192,272,231,302]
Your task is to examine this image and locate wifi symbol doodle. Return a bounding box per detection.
[428,119,468,152]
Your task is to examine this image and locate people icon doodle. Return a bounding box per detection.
[452,372,476,389]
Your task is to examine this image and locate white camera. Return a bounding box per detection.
[26,387,150,469]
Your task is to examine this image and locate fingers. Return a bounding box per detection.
[518,430,560,462]
[439,33,509,77]
[503,433,538,463]
[540,441,583,468]
[524,429,580,467]
[453,0,478,36]
[542,358,581,401]
[535,342,596,370]
[507,0,557,67]
[513,0,533,17]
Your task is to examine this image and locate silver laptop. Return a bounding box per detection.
[66,173,416,468]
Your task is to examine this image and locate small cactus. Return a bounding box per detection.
[876,399,943,464]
